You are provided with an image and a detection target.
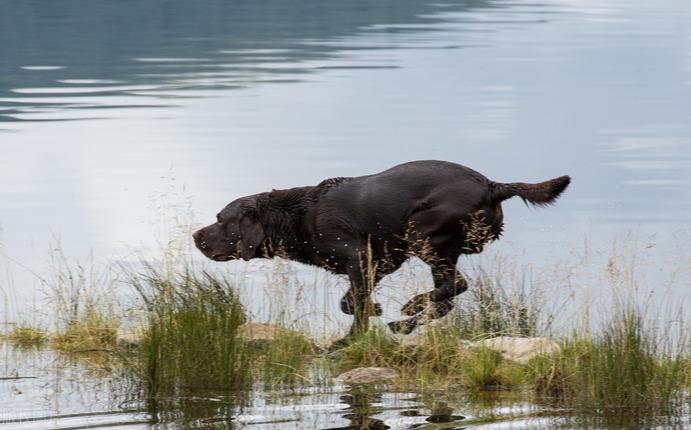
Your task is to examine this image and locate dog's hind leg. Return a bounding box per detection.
[388,298,455,335]
[400,258,468,317]
[340,283,383,316]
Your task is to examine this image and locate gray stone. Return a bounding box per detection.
[238,323,315,351]
[399,333,474,353]
[474,336,560,364]
[115,307,148,347]
[337,367,399,385]
[239,323,284,348]
[398,333,429,352]
[116,327,143,348]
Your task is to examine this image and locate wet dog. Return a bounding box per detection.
[193,160,570,343]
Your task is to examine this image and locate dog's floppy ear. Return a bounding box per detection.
[238,202,265,261]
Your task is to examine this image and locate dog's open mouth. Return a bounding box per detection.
[211,254,230,262]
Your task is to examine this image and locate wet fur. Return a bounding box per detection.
[193,160,570,340]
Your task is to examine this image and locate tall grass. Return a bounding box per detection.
[0,240,121,351]
[251,324,317,388]
[332,322,525,391]
[129,264,251,395]
[531,305,688,422]
[451,269,542,340]
[1,323,48,347]
[46,243,121,351]
[334,254,689,422]
[126,260,319,397]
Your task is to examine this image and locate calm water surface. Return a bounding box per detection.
[0,0,688,307]
[1,0,690,427]
[6,343,678,430]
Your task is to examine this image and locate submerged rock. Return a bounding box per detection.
[474,336,560,364]
[337,367,399,385]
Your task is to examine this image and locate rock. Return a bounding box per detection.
[399,333,474,352]
[116,327,144,348]
[474,336,560,364]
[238,323,283,348]
[116,307,148,347]
[115,319,315,351]
[399,333,430,353]
[238,323,315,351]
[337,367,399,385]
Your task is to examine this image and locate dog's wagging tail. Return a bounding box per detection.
[192,160,570,346]
[490,175,571,208]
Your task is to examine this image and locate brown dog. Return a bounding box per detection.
[193,160,570,342]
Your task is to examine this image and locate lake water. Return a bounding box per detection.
[2,0,690,322]
[1,0,690,322]
[1,0,690,427]
[2,0,691,329]
[5,344,686,430]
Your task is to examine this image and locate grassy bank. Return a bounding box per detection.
[125,262,689,424]
[1,244,121,352]
[130,265,252,394]
[127,263,317,395]
[1,246,688,425]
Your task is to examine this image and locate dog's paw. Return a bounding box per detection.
[341,298,383,316]
[401,293,431,316]
[388,319,417,335]
[369,302,383,317]
[327,336,352,352]
[340,297,355,315]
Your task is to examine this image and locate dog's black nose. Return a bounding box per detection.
[192,229,203,242]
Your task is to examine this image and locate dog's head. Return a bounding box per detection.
[193,195,265,261]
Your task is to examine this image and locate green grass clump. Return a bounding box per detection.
[334,325,400,370]
[251,325,317,387]
[2,324,48,347]
[333,323,523,391]
[459,346,516,391]
[329,270,544,391]
[529,306,689,422]
[128,264,321,397]
[52,309,119,351]
[452,271,541,340]
[130,265,251,395]
[46,244,121,352]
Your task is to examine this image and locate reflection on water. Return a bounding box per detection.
[330,391,391,430]
[1,343,687,429]
[0,343,148,429]
[0,341,520,429]
[0,0,494,123]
